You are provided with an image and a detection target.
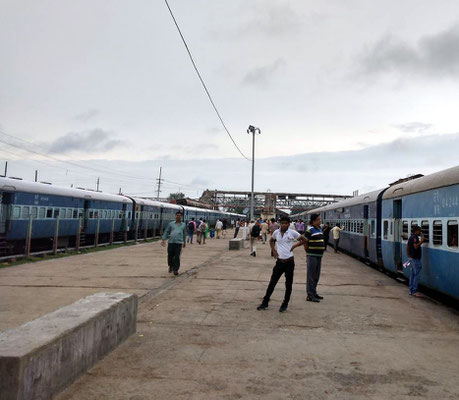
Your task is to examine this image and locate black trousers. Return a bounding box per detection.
[167,243,183,272]
[234,227,240,238]
[262,258,295,306]
[306,255,322,297]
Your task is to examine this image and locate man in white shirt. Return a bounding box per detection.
[215,219,223,239]
[257,216,307,312]
[331,223,343,253]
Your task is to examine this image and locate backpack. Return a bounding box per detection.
[251,224,261,237]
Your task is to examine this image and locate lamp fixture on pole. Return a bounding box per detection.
[247,125,261,221]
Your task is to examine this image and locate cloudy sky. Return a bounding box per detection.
[1,0,458,198]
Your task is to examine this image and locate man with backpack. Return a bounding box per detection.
[187,218,196,244]
[250,220,262,257]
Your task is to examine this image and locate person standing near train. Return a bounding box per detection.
[331,223,343,253]
[407,225,425,297]
[304,213,326,302]
[161,211,187,276]
[257,216,307,312]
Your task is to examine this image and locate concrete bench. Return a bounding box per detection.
[229,238,244,250]
[0,292,137,400]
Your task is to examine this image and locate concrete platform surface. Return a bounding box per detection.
[1,233,459,399]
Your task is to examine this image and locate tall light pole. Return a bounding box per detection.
[247,125,261,221]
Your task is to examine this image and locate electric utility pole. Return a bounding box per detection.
[247,125,261,221]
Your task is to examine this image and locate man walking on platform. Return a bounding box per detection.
[261,219,269,244]
[304,214,326,302]
[407,225,425,297]
[162,211,187,276]
[187,218,196,244]
[257,217,306,312]
[215,219,223,239]
[250,220,261,256]
[234,219,241,238]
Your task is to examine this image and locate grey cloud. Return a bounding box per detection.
[47,129,124,154]
[73,109,100,122]
[357,25,459,79]
[242,58,286,88]
[393,122,433,133]
[240,3,302,37]
[191,177,210,187]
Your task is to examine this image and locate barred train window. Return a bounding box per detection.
[73,209,78,219]
[410,220,418,234]
[433,221,443,245]
[53,209,59,218]
[31,207,38,218]
[402,221,408,240]
[421,221,429,243]
[13,206,21,218]
[383,221,388,240]
[46,208,53,218]
[447,221,458,247]
[21,206,30,219]
[39,207,46,219]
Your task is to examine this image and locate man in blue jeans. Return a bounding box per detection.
[407,225,425,297]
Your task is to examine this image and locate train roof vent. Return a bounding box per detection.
[39,181,52,185]
[389,174,424,186]
[9,177,23,180]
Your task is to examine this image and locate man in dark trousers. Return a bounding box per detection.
[161,211,187,275]
[257,216,306,312]
[304,213,326,302]
[407,225,425,297]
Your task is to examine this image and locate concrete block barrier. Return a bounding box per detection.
[229,238,244,250]
[0,292,137,400]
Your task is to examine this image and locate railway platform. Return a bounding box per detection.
[1,233,458,399]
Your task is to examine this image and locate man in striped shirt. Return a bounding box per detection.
[304,213,326,303]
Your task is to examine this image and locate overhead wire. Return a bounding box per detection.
[0,129,156,182]
[163,0,251,162]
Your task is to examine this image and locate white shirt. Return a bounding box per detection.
[273,228,301,259]
[331,226,343,239]
[216,220,223,229]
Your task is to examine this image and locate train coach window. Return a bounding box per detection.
[371,220,375,237]
[39,207,46,219]
[46,208,53,218]
[13,206,21,219]
[421,221,429,243]
[402,221,408,240]
[31,207,38,218]
[410,221,418,234]
[447,221,458,247]
[66,209,72,218]
[89,210,94,219]
[383,220,388,240]
[433,221,443,245]
[53,209,59,218]
[73,209,78,219]
[21,206,30,219]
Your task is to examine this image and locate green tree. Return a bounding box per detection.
[168,192,185,202]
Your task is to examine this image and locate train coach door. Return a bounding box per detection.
[363,205,369,259]
[0,193,6,234]
[393,200,403,271]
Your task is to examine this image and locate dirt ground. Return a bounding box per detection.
[2,232,459,399]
